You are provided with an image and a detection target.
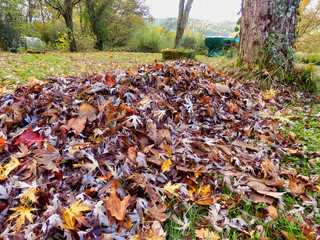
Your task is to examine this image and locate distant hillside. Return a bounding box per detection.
[153,18,238,38]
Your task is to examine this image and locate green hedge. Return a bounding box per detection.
[162,49,195,60]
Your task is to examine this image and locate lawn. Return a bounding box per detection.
[0,51,320,239]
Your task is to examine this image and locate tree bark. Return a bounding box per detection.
[239,0,300,72]
[174,0,193,49]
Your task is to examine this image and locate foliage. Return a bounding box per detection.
[127,26,170,53]
[162,48,195,60]
[55,28,96,52]
[0,20,19,50]
[181,33,207,54]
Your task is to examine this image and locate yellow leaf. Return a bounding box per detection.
[0,157,21,180]
[79,103,97,122]
[164,142,172,155]
[195,228,220,240]
[9,206,37,230]
[198,185,211,197]
[164,181,180,197]
[262,89,277,100]
[21,189,39,204]
[161,158,172,172]
[62,200,93,230]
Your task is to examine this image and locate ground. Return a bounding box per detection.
[0,51,320,239]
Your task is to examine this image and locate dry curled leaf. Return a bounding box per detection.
[33,145,60,171]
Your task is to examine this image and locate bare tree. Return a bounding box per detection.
[239,0,300,73]
[45,0,81,52]
[174,0,193,49]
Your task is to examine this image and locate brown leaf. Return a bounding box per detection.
[148,203,170,222]
[60,116,87,135]
[127,146,137,164]
[105,74,115,87]
[289,180,305,194]
[250,192,274,204]
[79,103,96,121]
[267,205,279,219]
[232,140,259,151]
[246,179,284,199]
[34,145,60,171]
[105,187,130,222]
[214,83,230,94]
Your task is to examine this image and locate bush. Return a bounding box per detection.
[162,49,195,60]
[127,26,171,53]
[181,34,207,55]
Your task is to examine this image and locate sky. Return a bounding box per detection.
[144,0,242,22]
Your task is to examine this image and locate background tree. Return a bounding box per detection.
[239,0,300,73]
[45,0,81,52]
[174,0,193,49]
[84,0,113,50]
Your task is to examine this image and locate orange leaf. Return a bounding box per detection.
[267,205,279,219]
[195,228,220,239]
[60,116,87,135]
[105,187,130,222]
[105,74,115,87]
[127,146,137,164]
[79,103,96,122]
[62,200,92,230]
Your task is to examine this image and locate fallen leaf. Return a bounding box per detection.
[62,200,93,230]
[289,180,305,194]
[79,103,97,121]
[15,128,43,148]
[105,74,115,87]
[60,116,87,135]
[161,158,172,172]
[127,146,137,164]
[33,145,61,171]
[195,228,220,239]
[105,187,130,222]
[250,192,274,204]
[267,205,278,219]
[148,203,170,222]
[0,157,21,180]
[164,181,180,197]
[9,206,37,230]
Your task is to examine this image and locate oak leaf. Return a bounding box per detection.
[105,187,130,222]
[62,200,93,230]
[60,116,87,135]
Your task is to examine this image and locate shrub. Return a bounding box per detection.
[162,49,195,60]
[127,26,171,53]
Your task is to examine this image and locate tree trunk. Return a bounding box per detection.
[239,0,300,72]
[85,0,112,51]
[174,0,193,49]
[64,1,77,52]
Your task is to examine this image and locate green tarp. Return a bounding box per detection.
[205,37,239,57]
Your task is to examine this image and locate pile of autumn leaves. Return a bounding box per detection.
[0,60,319,239]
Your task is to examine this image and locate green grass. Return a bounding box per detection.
[0,51,162,87]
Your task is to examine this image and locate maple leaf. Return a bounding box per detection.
[195,228,220,240]
[20,189,39,204]
[62,200,93,230]
[15,128,43,148]
[163,181,180,197]
[0,156,21,180]
[105,187,130,222]
[33,144,60,171]
[9,206,37,230]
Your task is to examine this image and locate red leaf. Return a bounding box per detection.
[15,128,43,148]
[106,74,115,87]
